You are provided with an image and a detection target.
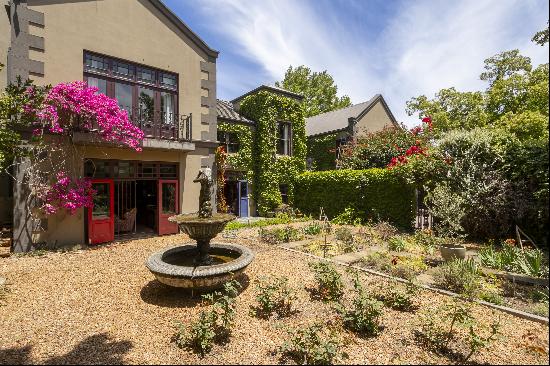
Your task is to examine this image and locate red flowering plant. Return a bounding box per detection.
[3,78,145,218]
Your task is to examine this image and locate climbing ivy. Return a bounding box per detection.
[217,121,254,182]
[239,91,306,215]
[307,132,339,171]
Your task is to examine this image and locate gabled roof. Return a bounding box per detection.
[149,0,219,60]
[231,85,304,104]
[217,100,254,124]
[305,94,398,137]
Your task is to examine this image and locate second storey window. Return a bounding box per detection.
[218,130,240,153]
[277,122,291,156]
[83,51,178,124]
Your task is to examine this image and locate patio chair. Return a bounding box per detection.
[115,208,136,233]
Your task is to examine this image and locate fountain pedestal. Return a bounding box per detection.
[145,168,254,290]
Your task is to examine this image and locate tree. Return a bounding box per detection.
[532,21,549,46]
[275,65,351,118]
[406,36,548,134]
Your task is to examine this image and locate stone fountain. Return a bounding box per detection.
[145,168,254,290]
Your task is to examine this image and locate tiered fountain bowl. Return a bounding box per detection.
[146,212,254,290]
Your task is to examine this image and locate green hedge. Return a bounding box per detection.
[294,169,415,228]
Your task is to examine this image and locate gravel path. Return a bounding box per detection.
[0,231,548,365]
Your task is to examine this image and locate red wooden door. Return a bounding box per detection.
[158,179,179,235]
[88,179,114,245]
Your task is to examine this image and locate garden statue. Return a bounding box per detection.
[193,168,213,218]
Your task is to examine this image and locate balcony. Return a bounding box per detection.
[128,108,192,141]
[72,108,195,151]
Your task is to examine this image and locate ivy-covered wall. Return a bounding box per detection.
[307,132,339,170]
[236,91,306,215]
[217,121,254,182]
[294,169,415,228]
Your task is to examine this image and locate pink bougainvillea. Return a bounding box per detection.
[40,172,95,215]
[25,81,144,151]
[22,81,145,216]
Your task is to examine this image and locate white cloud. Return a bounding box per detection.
[196,0,549,126]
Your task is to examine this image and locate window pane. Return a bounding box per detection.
[138,87,155,122]
[161,92,175,125]
[87,77,107,95]
[227,132,239,153]
[85,54,108,73]
[160,164,177,178]
[137,67,155,83]
[92,183,110,218]
[162,183,177,214]
[160,73,177,89]
[113,61,133,78]
[113,161,133,178]
[115,82,133,114]
[217,130,225,143]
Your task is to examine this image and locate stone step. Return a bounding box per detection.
[280,239,310,249]
[0,246,10,258]
[0,238,11,248]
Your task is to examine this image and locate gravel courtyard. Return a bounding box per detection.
[1,230,548,365]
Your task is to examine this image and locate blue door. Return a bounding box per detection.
[238,180,249,217]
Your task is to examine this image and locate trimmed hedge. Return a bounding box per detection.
[294,169,415,228]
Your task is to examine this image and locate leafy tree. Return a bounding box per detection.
[532,21,549,46]
[275,65,351,118]
[406,30,548,134]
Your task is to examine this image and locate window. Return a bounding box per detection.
[85,54,108,73]
[277,122,291,155]
[114,82,133,114]
[83,51,178,126]
[218,131,240,153]
[87,77,107,95]
[279,184,289,204]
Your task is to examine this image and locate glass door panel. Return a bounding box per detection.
[158,180,178,235]
[88,179,114,245]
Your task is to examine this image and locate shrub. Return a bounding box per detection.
[377,280,419,311]
[479,241,549,278]
[294,169,415,228]
[411,229,441,255]
[335,274,383,336]
[173,280,240,356]
[279,323,347,365]
[303,221,322,236]
[259,225,303,244]
[251,276,296,318]
[415,300,500,362]
[434,259,482,297]
[388,236,408,252]
[309,261,344,302]
[373,221,399,241]
[331,207,362,226]
[361,252,427,280]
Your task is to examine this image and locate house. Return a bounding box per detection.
[305,94,399,170]
[1,0,219,252]
[216,85,306,217]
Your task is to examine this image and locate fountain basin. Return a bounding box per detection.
[146,243,254,290]
[168,213,235,241]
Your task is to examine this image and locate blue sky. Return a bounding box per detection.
[164,0,549,126]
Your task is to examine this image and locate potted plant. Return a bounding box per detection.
[439,239,466,261]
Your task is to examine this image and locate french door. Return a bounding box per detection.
[88,179,114,245]
[238,180,249,217]
[158,179,179,235]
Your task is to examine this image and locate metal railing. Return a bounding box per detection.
[127,108,192,141]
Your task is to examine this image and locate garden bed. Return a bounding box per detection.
[0,229,548,365]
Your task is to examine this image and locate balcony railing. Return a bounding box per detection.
[127,108,192,141]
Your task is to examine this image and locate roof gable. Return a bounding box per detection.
[231,85,304,104]
[305,95,398,137]
[148,0,218,60]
